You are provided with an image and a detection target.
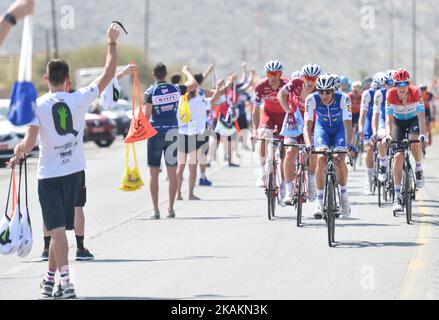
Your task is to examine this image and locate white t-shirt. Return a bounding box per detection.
[30,84,99,179]
[178,87,210,136]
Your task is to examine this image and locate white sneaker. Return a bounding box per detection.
[393,197,403,213]
[308,180,317,202]
[283,193,294,206]
[313,203,324,220]
[256,174,266,188]
[341,196,351,218]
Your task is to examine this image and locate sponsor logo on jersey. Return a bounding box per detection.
[152,93,180,105]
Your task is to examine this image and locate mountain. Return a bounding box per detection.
[1,0,438,84]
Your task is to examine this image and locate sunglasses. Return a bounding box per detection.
[267,71,281,77]
[385,80,394,86]
[304,76,318,82]
[395,81,409,88]
[318,89,333,95]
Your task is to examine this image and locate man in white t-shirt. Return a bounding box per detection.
[9,23,121,299]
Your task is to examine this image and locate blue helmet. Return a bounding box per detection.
[339,75,350,86]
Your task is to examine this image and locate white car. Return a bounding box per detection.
[0,100,39,166]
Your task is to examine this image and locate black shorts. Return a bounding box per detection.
[38,171,83,231]
[76,171,86,207]
[147,132,178,167]
[425,108,432,122]
[177,134,208,154]
[237,114,249,130]
[392,117,420,152]
[352,113,360,126]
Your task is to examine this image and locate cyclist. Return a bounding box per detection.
[362,77,373,91]
[359,72,384,195]
[291,70,303,79]
[373,70,395,182]
[384,69,428,213]
[339,75,351,93]
[253,60,288,200]
[420,84,434,146]
[348,81,363,144]
[304,74,354,219]
[278,63,322,205]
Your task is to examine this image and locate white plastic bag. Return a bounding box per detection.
[100,77,122,109]
[17,159,32,257]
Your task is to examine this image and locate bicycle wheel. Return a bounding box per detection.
[327,175,336,247]
[296,166,303,227]
[378,179,382,208]
[267,171,273,221]
[404,165,412,225]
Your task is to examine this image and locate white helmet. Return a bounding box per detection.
[384,70,396,82]
[302,63,322,78]
[264,60,284,73]
[374,72,386,86]
[316,74,337,91]
[291,70,303,79]
[332,74,341,90]
[352,81,362,90]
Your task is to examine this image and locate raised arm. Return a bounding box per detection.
[203,64,215,80]
[117,64,136,81]
[0,0,34,48]
[93,23,120,94]
[182,65,197,93]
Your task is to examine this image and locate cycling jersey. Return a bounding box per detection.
[144,81,187,133]
[386,86,425,121]
[304,92,352,128]
[348,92,362,115]
[253,78,288,114]
[282,78,309,115]
[373,88,387,131]
[361,89,375,138]
[422,91,433,109]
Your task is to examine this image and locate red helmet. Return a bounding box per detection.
[393,69,410,82]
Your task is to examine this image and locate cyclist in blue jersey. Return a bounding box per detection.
[144,63,198,220]
[304,74,354,219]
[372,70,395,183]
[358,72,384,195]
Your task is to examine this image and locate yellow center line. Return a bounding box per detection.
[399,191,431,299]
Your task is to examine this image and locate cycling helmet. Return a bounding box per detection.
[291,70,303,79]
[419,84,428,90]
[374,72,386,86]
[316,74,336,91]
[302,63,322,77]
[332,74,341,90]
[393,68,410,82]
[265,60,284,73]
[384,70,396,82]
[339,75,350,85]
[351,81,362,90]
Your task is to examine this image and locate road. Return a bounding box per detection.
[0,137,438,300]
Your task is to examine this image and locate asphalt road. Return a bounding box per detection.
[0,137,438,300]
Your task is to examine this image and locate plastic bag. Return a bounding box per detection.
[280,107,304,138]
[100,76,122,109]
[120,144,145,192]
[17,159,32,258]
[124,63,157,144]
[0,168,22,255]
[8,16,36,126]
[178,93,191,124]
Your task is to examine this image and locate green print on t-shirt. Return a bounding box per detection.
[52,102,79,137]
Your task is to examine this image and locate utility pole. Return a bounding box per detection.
[46,28,51,64]
[389,0,394,69]
[144,0,150,65]
[50,0,59,58]
[412,0,417,83]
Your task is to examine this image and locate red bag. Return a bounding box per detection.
[124,63,157,144]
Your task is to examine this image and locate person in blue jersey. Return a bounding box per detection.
[372,70,395,183]
[144,63,198,220]
[304,74,354,219]
[358,72,384,195]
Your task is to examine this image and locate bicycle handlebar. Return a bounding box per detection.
[311,150,349,155]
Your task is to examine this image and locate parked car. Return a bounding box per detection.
[0,100,39,167]
[102,99,131,137]
[84,110,117,148]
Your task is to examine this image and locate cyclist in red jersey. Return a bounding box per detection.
[420,84,434,145]
[348,81,363,143]
[253,60,288,195]
[277,63,321,205]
